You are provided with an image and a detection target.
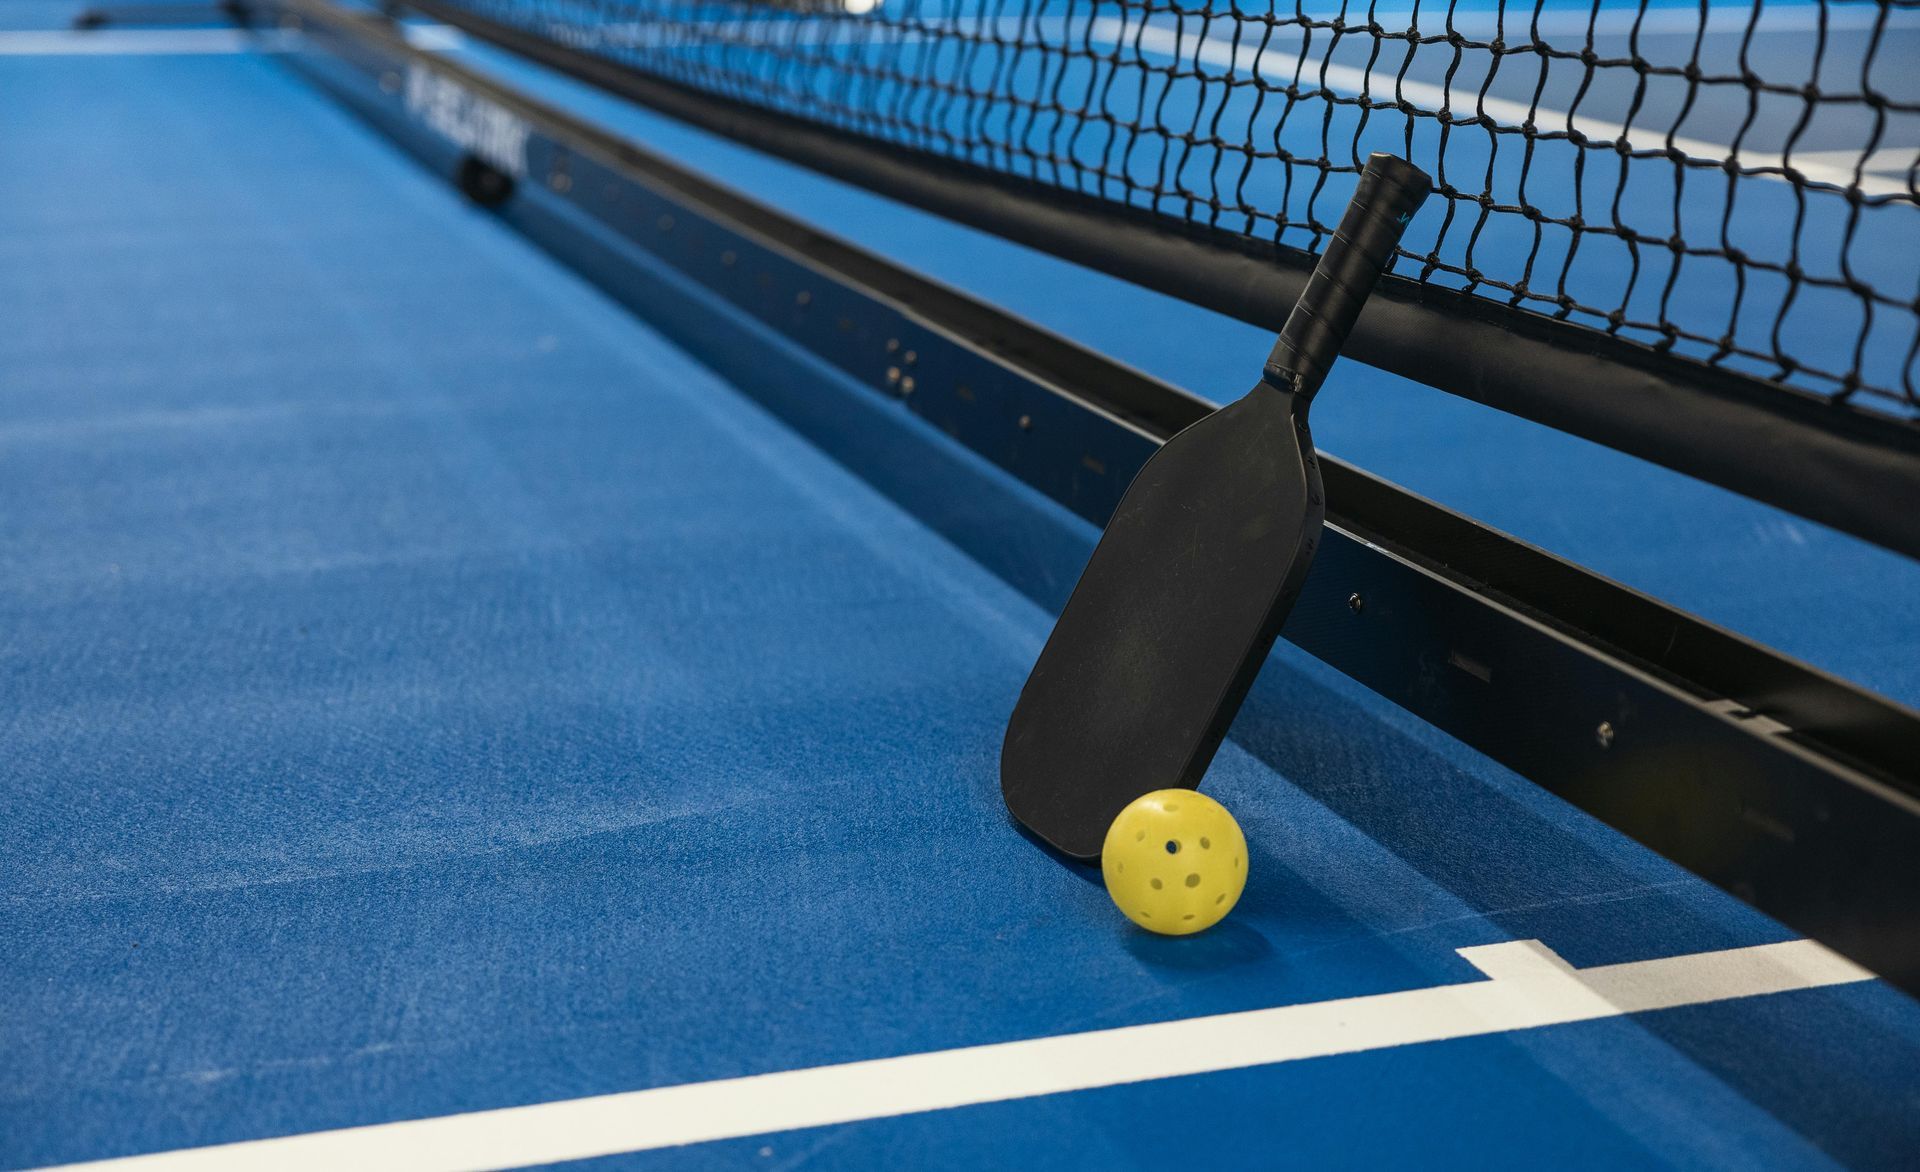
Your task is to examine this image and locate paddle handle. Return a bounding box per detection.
[1265,153,1431,403]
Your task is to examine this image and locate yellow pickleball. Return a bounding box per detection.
[1101,789,1247,935]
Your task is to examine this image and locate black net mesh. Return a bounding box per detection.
[444,0,1920,416]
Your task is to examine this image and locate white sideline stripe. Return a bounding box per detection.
[402,23,464,52]
[576,19,922,51]
[1796,147,1920,180]
[1297,6,1896,36]
[1096,18,1908,199]
[0,24,458,55]
[36,938,1871,1172]
[0,29,258,54]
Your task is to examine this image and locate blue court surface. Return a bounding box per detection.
[4,5,1920,1170]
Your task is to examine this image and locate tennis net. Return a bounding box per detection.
[433,0,1919,416]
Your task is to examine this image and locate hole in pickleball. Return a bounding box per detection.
[1150,878,1163,890]
[1135,830,1145,842]
[1185,874,1200,887]
[1165,840,1180,855]
[1200,837,1211,850]
[1215,893,1225,904]
[1233,856,1241,869]
[1182,914,1194,921]
[1165,803,1180,812]
[1116,862,1125,873]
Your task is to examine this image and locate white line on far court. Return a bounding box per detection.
[0,29,259,54]
[1097,18,1907,199]
[0,24,459,55]
[36,937,1872,1172]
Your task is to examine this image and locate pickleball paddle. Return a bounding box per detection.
[1001,152,1432,860]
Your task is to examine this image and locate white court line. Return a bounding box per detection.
[563,17,922,51]
[0,24,460,54]
[1796,147,1920,183]
[1094,17,1912,199]
[0,28,259,54]
[402,23,464,52]
[35,938,1872,1172]
[1315,5,1899,36]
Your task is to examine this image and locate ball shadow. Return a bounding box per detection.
[1122,918,1273,971]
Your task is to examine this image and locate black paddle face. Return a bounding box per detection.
[1001,382,1322,860]
[998,152,1430,862]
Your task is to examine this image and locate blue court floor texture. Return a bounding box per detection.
[4,9,1920,1172]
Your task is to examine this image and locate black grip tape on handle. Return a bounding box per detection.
[1265,153,1431,402]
